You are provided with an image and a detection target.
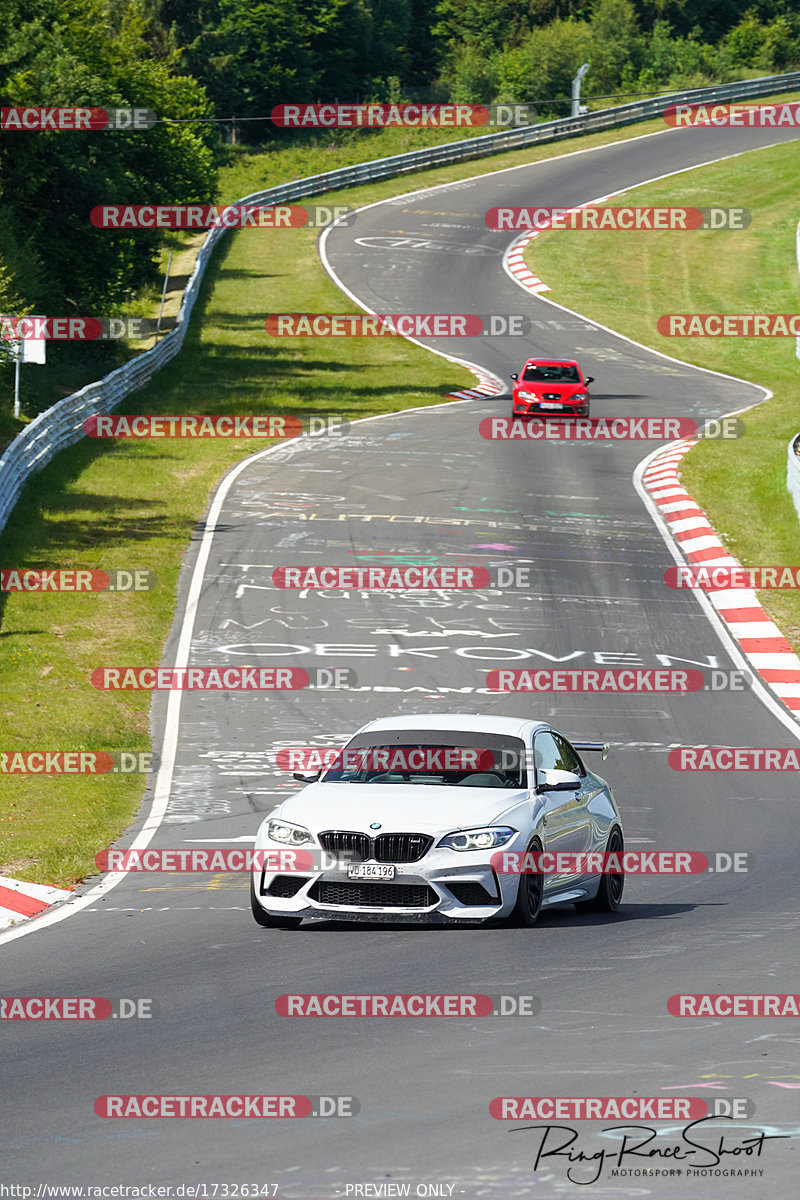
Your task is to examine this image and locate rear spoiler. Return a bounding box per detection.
[572,741,610,761]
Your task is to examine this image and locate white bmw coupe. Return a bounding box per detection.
[251,713,624,928]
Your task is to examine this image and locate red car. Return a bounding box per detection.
[510,358,593,418]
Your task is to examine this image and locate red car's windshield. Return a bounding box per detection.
[522,364,580,383]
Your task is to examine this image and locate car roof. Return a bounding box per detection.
[523,358,579,368]
[353,713,549,739]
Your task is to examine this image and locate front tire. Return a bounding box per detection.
[508,838,544,927]
[250,877,303,928]
[575,827,624,913]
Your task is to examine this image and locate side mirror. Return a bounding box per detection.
[584,376,594,385]
[293,771,321,783]
[510,372,518,381]
[535,768,581,793]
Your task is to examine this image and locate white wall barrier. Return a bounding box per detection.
[789,218,800,517]
[2,70,800,536]
[788,436,800,521]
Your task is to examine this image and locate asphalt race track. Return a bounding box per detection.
[4,121,800,1197]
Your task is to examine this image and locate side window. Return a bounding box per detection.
[533,731,561,778]
[553,735,586,778]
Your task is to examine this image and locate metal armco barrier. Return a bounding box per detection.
[796,216,800,359]
[2,71,800,536]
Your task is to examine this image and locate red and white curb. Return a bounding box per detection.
[643,440,800,716]
[504,193,619,297]
[506,234,551,295]
[0,874,72,931]
[446,364,505,401]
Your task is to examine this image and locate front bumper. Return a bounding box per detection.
[252,843,523,923]
[513,399,586,415]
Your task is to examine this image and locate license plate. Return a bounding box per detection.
[539,403,562,410]
[347,864,396,880]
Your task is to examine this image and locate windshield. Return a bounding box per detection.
[321,729,528,788]
[522,364,580,383]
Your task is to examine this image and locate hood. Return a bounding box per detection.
[278,782,528,834]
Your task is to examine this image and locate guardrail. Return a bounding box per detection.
[2,70,800,537]
[790,218,800,520]
[796,216,800,359]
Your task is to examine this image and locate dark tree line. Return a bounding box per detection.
[1,0,798,319]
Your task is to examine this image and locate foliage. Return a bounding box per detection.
[0,0,217,312]
[1,0,799,320]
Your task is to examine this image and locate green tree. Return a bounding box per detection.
[300,0,371,99]
[192,0,315,124]
[725,9,768,63]
[588,0,642,93]
[441,44,499,103]
[433,0,525,57]
[0,0,217,311]
[495,18,593,110]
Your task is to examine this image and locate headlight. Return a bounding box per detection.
[517,391,537,400]
[573,392,589,401]
[438,827,517,851]
[267,819,314,846]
